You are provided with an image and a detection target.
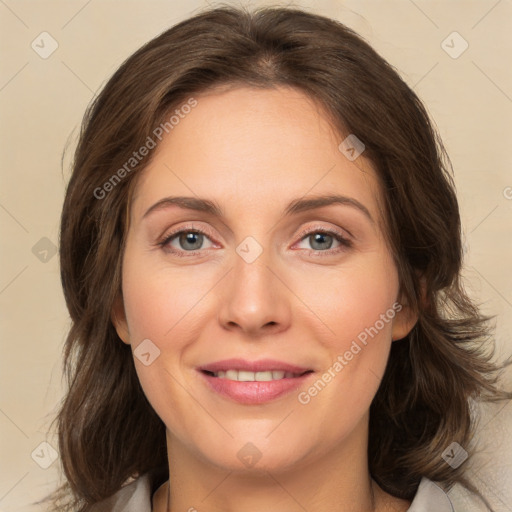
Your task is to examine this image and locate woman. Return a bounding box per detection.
[49,5,511,511]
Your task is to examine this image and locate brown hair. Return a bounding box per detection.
[48,4,511,511]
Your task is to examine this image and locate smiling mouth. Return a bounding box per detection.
[201,369,314,382]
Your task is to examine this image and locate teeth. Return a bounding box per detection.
[238,370,256,381]
[226,369,238,380]
[212,370,301,381]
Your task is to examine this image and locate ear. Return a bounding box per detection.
[111,292,131,345]
[391,299,418,341]
[391,277,425,341]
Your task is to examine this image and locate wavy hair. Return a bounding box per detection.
[47,4,511,511]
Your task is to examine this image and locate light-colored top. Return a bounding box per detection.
[88,474,455,511]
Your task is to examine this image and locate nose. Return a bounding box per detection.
[216,240,292,337]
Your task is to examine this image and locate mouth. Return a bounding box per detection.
[197,358,315,404]
[201,369,313,381]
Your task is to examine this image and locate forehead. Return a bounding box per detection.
[130,85,385,227]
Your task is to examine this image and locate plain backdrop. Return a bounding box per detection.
[0,0,511,510]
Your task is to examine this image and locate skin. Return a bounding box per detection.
[112,85,417,512]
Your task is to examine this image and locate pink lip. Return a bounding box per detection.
[197,358,315,405]
[198,358,312,374]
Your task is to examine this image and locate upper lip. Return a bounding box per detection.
[198,358,313,374]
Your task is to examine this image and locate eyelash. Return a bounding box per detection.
[157,224,353,258]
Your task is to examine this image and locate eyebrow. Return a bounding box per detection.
[142,193,374,223]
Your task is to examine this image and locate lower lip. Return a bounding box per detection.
[199,371,314,405]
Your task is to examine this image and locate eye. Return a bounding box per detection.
[157,224,352,258]
[158,226,216,257]
[294,227,352,256]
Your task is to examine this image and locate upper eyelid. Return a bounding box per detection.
[295,223,352,240]
[161,224,217,242]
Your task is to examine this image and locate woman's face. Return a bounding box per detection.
[113,85,416,473]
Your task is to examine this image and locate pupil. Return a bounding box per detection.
[181,232,202,250]
[311,233,332,250]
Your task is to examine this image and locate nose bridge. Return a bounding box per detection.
[217,232,290,333]
[232,233,276,307]
[235,236,271,291]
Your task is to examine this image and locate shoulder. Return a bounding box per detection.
[408,476,490,511]
[86,474,484,512]
[407,477,454,512]
[87,474,152,512]
[445,480,492,512]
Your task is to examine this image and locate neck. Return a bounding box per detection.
[152,420,408,512]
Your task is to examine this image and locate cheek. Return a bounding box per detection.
[296,253,399,417]
[122,254,207,342]
[120,255,210,435]
[301,250,399,352]
[338,270,397,347]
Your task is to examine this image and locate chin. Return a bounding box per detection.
[196,437,309,474]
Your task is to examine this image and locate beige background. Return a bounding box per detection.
[0,0,511,510]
